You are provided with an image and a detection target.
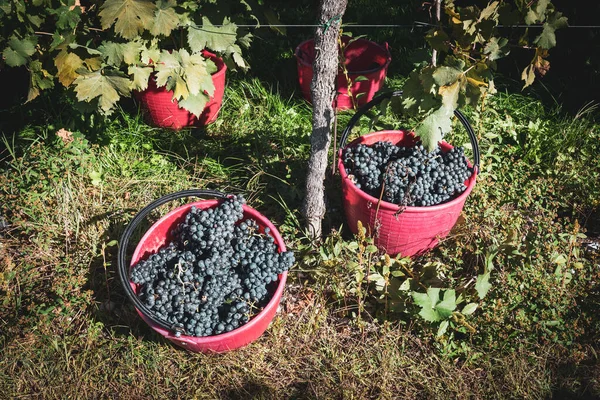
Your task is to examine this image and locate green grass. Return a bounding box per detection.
[1,72,600,399]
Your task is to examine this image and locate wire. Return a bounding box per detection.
[189,22,600,29]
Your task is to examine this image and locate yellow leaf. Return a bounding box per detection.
[55,50,83,87]
[467,77,487,87]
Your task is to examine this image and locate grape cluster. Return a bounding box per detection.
[130,196,295,337]
[343,141,473,207]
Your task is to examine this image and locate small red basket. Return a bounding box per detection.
[295,36,391,110]
[135,50,227,130]
[338,91,480,257]
[118,190,288,353]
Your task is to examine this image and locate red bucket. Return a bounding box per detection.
[135,50,227,130]
[295,36,391,110]
[338,91,480,257]
[118,190,288,353]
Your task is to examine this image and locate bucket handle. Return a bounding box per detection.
[339,90,480,171]
[117,189,228,335]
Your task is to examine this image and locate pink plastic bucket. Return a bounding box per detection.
[338,91,480,257]
[118,190,288,353]
[295,36,391,110]
[135,50,227,130]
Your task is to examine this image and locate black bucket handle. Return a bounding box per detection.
[118,189,228,334]
[339,90,480,170]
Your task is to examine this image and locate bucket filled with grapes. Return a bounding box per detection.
[338,91,480,257]
[118,190,294,353]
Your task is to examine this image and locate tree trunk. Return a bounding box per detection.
[302,0,348,239]
[432,0,441,66]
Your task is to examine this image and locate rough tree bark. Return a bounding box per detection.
[302,0,348,239]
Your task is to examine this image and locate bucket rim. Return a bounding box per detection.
[294,37,392,75]
[128,199,288,345]
[337,130,478,214]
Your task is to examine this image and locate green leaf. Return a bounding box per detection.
[479,1,499,21]
[89,170,103,186]
[461,302,478,315]
[525,0,550,25]
[399,278,411,291]
[432,65,463,87]
[56,6,81,30]
[416,107,453,151]
[178,92,210,118]
[73,70,131,115]
[99,0,156,39]
[180,49,215,96]
[412,288,457,322]
[534,12,568,49]
[154,50,184,92]
[425,29,449,52]
[55,50,83,86]
[436,289,457,319]
[122,41,143,65]
[437,320,449,337]
[99,41,125,66]
[413,289,441,322]
[365,245,378,254]
[3,36,37,67]
[354,75,369,82]
[484,37,509,61]
[475,271,492,299]
[187,17,238,53]
[151,0,179,37]
[128,65,153,90]
[141,45,161,64]
[498,3,521,26]
[27,61,54,102]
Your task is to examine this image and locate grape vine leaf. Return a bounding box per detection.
[439,79,462,110]
[525,0,550,25]
[484,37,509,61]
[99,41,125,66]
[432,65,463,87]
[27,60,54,102]
[180,50,215,96]
[140,43,161,64]
[99,0,156,40]
[154,49,215,101]
[412,288,457,322]
[3,36,37,67]
[425,29,450,52]
[187,17,238,54]
[521,64,536,88]
[534,12,568,49]
[122,40,143,64]
[55,6,81,30]
[416,107,453,151]
[83,56,102,71]
[73,70,131,114]
[498,3,521,26]
[151,0,179,37]
[128,65,153,90]
[400,69,439,115]
[154,50,184,92]
[55,50,84,86]
[479,1,499,21]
